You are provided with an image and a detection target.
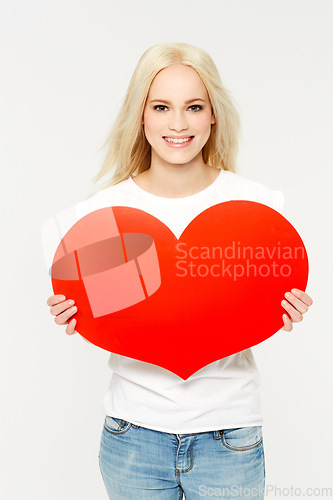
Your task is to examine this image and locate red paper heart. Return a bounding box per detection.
[51,201,308,379]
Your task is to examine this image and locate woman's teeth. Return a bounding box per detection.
[164,137,193,143]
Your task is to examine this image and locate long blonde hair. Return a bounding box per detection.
[88,42,241,197]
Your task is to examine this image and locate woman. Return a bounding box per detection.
[46,42,313,499]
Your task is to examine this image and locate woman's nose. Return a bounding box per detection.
[168,111,188,131]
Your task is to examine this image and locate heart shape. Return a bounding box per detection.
[51,201,308,379]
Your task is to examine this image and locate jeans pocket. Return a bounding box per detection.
[221,425,263,451]
[103,416,133,435]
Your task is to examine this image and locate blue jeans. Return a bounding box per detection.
[98,416,265,499]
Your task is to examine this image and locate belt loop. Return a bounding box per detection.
[213,429,222,439]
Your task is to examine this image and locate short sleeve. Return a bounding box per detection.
[40,204,79,274]
[274,190,285,214]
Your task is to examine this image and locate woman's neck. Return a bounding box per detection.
[133,161,220,199]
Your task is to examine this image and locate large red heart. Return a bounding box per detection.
[51,201,308,379]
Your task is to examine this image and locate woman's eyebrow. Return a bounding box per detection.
[149,98,206,104]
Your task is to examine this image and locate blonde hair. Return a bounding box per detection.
[88,42,241,197]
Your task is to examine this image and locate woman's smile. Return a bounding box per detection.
[162,135,195,148]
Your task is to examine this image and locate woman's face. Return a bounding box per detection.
[142,64,216,168]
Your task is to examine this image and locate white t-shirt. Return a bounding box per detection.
[42,168,284,435]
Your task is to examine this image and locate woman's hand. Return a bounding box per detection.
[281,288,313,332]
[47,294,77,335]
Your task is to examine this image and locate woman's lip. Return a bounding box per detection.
[162,136,194,148]
[163,135,194,139]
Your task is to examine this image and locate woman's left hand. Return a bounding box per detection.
[281,288,313,332]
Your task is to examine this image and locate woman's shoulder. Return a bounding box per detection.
[87,176,132,201]
[220,170,285,214]
[77,177,133,214]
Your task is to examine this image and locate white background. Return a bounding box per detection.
[1,0,332,498]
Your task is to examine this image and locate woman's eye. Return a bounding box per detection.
[154,105,168,111]
[188,105,203,111]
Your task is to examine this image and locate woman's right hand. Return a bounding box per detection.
[47,294,78,335]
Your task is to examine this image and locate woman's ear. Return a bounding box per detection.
[211,114,216,125]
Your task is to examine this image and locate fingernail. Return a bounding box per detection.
[68,300,74,306]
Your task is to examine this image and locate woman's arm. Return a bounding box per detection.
[281,288,313,332]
